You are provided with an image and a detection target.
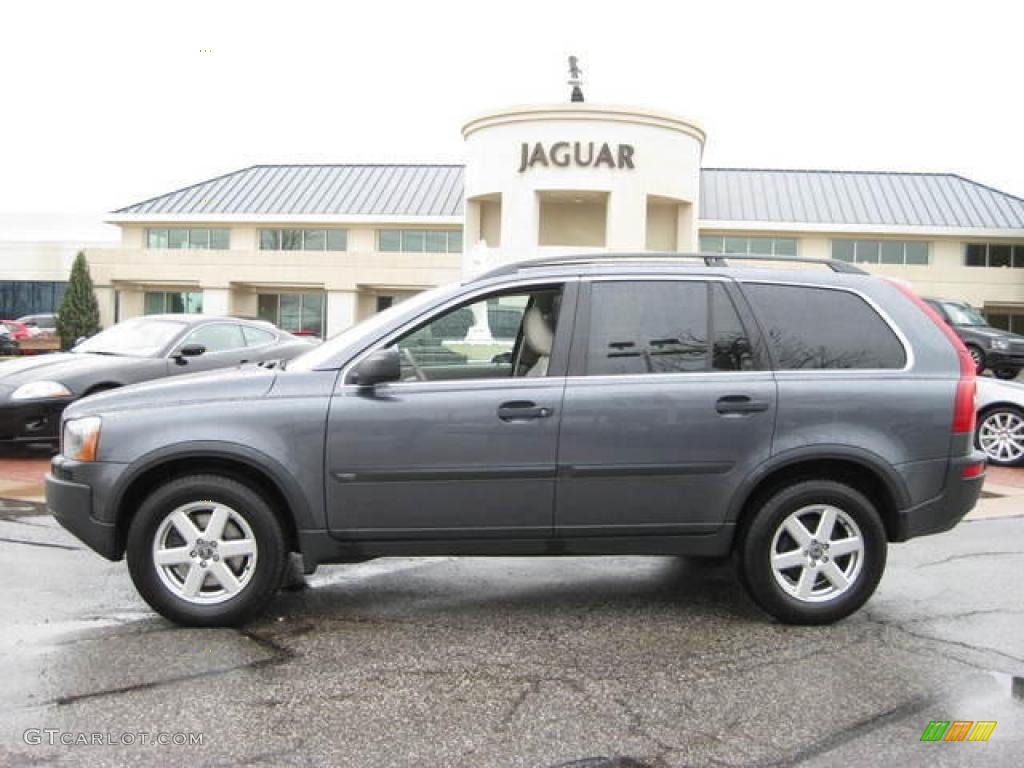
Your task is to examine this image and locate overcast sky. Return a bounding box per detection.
[1,0,1021,241]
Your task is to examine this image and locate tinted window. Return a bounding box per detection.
[710,284,756,371]
[585,281,757,376]
[743,283,906,370]
[184,323,246,352]
[587,282,708,375]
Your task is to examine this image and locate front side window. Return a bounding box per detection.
[743,283,906,369]
[183,323,246,352]
[393,286,563,382]
[584,281,756,376]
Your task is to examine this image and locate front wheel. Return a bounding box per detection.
[993,367,1020,381]
[976,406,1024,466]
[126,474,287,627]
[737,481,887,625]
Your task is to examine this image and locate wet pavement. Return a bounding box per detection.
[0,500,1021,767]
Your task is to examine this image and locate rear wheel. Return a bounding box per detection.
[993,367,1020,381]
[126,474,287,626]
[976,406,1024,466]
[737,480,887,625]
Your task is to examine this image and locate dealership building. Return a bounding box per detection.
[17,102,1024,336]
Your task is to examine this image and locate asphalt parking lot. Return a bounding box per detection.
[0,452,1022,767]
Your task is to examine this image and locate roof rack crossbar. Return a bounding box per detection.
[479,252,868,279]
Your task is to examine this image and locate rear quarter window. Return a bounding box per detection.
[742,283,906,370]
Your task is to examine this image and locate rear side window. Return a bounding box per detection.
[743,283,906,370]
[584,281,757,375]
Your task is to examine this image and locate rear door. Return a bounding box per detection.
[554,277,777,536]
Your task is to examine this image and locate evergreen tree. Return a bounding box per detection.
[56,252,101,349]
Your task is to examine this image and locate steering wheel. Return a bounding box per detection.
[400,347,427,382]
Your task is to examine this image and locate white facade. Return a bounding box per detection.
[4,102,1024,335]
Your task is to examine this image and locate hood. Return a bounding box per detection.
[961,326,1024,342]
[64,366,278,418]
[0,352,131,392]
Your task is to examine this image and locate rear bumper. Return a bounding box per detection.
[891,451,986,542]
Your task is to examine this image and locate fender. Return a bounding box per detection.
[725,444,912,524]
[110,440,320,531]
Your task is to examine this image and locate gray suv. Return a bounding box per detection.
[46,254,985,627]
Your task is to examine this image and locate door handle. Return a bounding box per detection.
[715,395,770,415]
[498,401,554,421]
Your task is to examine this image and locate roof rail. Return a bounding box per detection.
[478,251,868,279]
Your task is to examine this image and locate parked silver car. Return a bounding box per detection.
[976,376,1024,466]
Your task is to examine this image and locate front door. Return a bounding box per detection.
[325,282,575,539]
[555,278,777,536]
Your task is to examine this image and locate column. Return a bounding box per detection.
[326,290,358,337]
[202,287,230,316]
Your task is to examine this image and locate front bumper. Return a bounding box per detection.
[46,455,129,561]
[0,397,71,442]
[984,350,1024,370]
[892,451,987,542]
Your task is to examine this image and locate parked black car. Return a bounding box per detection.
[923,297,1024,379]
[0,314,313,444]
[0,326,18,357]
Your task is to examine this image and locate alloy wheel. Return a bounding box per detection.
[770,504,864,603]
[152,501,259,605]
[978,410,1024,464]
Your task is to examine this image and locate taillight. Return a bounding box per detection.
[886,279,977,434]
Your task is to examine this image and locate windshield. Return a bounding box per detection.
[74,318,187,357]
[940,301,988,327]
[287,286,451,371]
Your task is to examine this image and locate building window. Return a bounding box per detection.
[0,281,67,320]
[964,243,1024,268]
[376,295,394,312]
[143,291,203,314]
[258,229,347,252]
[832,239,929,265]
[985,311,1024,334]
[376,229,463,253]
[257,292,324,337]
[700,235,798,257]
[147,228,230,250]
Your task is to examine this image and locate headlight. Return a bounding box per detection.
[63,416,101,462]
[11,380,72,400]
[990,338,1011,351]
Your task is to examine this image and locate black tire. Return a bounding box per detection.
[736,480,887,625]
[993,367,1020,381]
[966,344,986,375]
[975,405,1024,467]
[126,474,287,627]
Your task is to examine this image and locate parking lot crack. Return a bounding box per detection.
[0,535,81,551]
[915,550,1024,568]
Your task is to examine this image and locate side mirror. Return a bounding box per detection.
[174,344,206,364]
[351,347,400,387]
